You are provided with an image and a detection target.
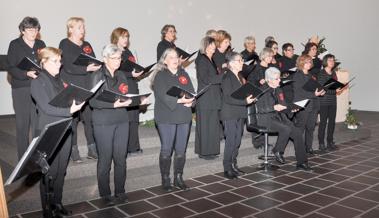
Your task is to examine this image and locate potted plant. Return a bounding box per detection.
[345,102,358,130]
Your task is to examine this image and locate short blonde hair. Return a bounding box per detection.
[110,27,129,45]
[244,36,256,48]
[38,47,62,67]
[66,17,85,38]
[296,54,313,70]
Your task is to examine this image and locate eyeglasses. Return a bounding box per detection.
[233,58,244,63]
[108,56,122,61]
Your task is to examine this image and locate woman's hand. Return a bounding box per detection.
[246,94,256,104]
[259,79,266,85]
[177,95,194,107]
[70,100,85,114]
[114,98,132,108]
[27,70,38,79]
[86,63,101,72]
[132,69,144,78]
[315,88,326,96]
[274,104,287,112]
[140,96,149,105]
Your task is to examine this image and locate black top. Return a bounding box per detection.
[247,64,267,87]
[195,54,222,110]
[59,38,96,89]
[157,39,175,61]
[240,49,259,63]
[121,48,140,121]
[317,69,337,106]
[292,70,317,111]
[310,57,322,76]
[212,49,227,74]
[153,68,194,124]
[220,69,247,120]
[31,70,71,134]
[89,67,129,125]
[278,55,298,72]
[7,37,46,88]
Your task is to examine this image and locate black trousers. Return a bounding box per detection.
[71,104,95,146]
[157,123,191,157]
[195,109,221,156]
[269,117,307,164]
[127,121,141,152]
[295,109,318,151]
[94,122,129,197]
[40,132,71,209]
[223,119,244,171]
[318,105,337,145]
[12,87,37,159]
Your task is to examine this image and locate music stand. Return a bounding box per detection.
[5,118,73,218]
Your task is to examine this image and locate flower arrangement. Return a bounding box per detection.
[345,101,359,129]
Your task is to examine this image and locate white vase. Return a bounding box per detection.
[347,124,358,130]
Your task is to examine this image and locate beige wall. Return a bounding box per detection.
[1,0,378,117]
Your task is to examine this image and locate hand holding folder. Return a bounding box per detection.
[73,53,103,66]
[17,57,42,71]
[283,99,310,113]
[96,89,151,107]
[231,82,270,100]
[49,80,104,108]
[166,84,211,99]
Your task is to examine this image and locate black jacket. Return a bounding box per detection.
[59,38,96,89]
[157,39,175,61]
[292,70,317,111]
[247,64,267,87]
[195,54,222,110]
[317,69,337,106]
[89,67,129,125]
[310,57,322,76]
[212,49,226,74]
[7,37,46,88]
[278,55,298,72]
[220,70,248,120]
[153,68,194,124]
[31,70,71,133]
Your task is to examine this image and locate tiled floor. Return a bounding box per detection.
[15,137,379,218]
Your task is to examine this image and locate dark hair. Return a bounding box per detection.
[302,42,318,55]
[160,24,176,40]
[18,16,41,32]
[322,54,335,68]
[199,36,216,54]
[265,40,278,49]
[282,43,293,53]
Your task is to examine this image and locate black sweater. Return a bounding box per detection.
[89,67,129,125]
[247,64,267,87]
[212,49,227,74]
[156,39,175,61]
[292,70,317,112]
[59,38,96,89]
[195,54,222,110]
[153,68,194,124]
[317,69,337,106]
[7,37,46,88]
[220,70,248,120]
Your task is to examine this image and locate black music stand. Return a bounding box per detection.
[5,118,73,218]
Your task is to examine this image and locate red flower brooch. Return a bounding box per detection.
[128,56,136,63]
[83,45,92,54]
[63,82,68,88]
[178,76,188,85]
[118,83,128,94]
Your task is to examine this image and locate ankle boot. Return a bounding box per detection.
[232,161,246,176]
[173,154,189,190]
[159,154,172,191]
[87,143,98,159]
[71,145,83,163]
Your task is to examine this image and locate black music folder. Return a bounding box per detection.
[176,47,198,60]
[119,60,156,74]
[49,80,104,107]
[231,82,269,100]
[5,118,72,185]
[166,84,211,99]
[17,56,42,71]
[73,53,103,66]
[302,78,323,92]
[96,89,151,107]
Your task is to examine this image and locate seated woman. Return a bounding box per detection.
[254,67,311,170]
[31,47,85,217]
[151,48,195,191]
[89,44,147,206]
[220,52,255,179]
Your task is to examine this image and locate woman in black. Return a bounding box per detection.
[156,24,178,61]
[213,30,231,73]
[195,36,223,159]
[265,40,281,68]
[293,55,325,155]
[31,47,84,217]
[278,43,298,104]
[7,16,45,159]
[59,17,100,162]
[111,27,144,154]
[240,36,259,79]
[90,44,147,206]
[220,52,255,179]
[152,48,195,191]
[247,48,273,87]
[318,54,339,151]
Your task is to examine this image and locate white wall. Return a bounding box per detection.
[1,0,378,116]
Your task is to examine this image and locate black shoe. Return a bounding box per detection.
[52,203,72,216]
[198,154,218,160]
[319,144,327,152]
[306,148,315,156]
[224,170,238,179]
[327,142,338,150]
[273,151,285,164]
[232,164,246,176]
[173,173,189,190]
[162,176,172,192]
[114,193,128,204]
[296,162,312,171]
[101,196,116,207]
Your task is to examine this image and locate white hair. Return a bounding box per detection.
[265,67,281,81]
[102,44,121,58]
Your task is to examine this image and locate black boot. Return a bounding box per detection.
[319,144,327,153]
[173,155,189,190]
[232,161,246,175]
[159,154,172,192]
